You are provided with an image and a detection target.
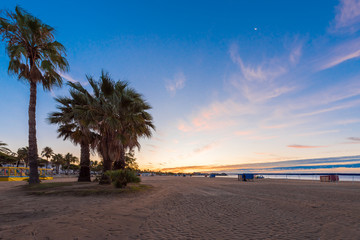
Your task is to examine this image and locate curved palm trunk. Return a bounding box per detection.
[78,143,91,182]
[28,81,40,184]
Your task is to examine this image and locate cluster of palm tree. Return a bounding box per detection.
[0,143,79,173]
[0,7,154,184]
[49,72,154,183]
[40,146,78,174]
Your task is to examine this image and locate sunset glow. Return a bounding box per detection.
[1,1,360,172]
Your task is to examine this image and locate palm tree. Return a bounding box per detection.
[63,153,78,175]
[41,146,53,169]
[0,141,11,155]
[16,146,29,167]
[48,89,97,182]
[0,7,69,184]
[51,153,63,174]
[71,72,154,183]
[113,87,154,170]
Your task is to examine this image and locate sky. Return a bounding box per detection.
[1,0,360,172]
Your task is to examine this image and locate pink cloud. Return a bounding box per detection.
[177,122,192,132]
[178,99,250,132]
[193,143,215,154]
[296,130,339,137]
[249,135,278,141]
[287,144,327,149]
[234,130,253,136]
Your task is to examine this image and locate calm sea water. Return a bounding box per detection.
[217,174,360,182]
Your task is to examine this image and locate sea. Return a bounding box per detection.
[217,174,360,182]
[212,155,360,182]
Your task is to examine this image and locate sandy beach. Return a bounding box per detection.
[1,176,360,239]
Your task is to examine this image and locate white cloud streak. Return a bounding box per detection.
[320,48,360,70]
[59,73,78,83]
[332,0,360,33]
[228,44,298,103]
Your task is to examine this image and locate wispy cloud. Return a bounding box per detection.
[178,99,252,132]
[296,99,360,117]
[59,73,78,83]
[288,144,327,149]
[165,71,186,95]
[249,135,278,141]
[261,122,300,130]
[336,118,360,125]
[193,143,216,154]
[59,73,88,86]
[296,130,339,137]
[229,44,287,82]
[331,0,360,33]
[342,137,360,144]
[348,137,360,141]
[289,44,303,64]
[320,48,360,70]
[228,44,297,103]
[147,144,157,149]
[50,90,56,97]
[234,130,253,136]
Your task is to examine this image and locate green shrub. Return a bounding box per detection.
[105,169,140,188]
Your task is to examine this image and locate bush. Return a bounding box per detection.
[105,169,140,188]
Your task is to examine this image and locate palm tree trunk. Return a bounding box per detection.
[113,146,126,170]
[99,157,112,184]
[78,143,91,182]
[28,81,40,184]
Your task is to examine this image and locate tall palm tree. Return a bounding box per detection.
[0,7,69,184]
[48,92,97,182]
[41,146,53,169]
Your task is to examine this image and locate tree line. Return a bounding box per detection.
[0,7,154,184]
[0,143,80,174]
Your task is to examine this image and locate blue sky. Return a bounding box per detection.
[1,0,360,172]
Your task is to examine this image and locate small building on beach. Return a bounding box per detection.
[238,173,254,181]
[320,175,339,182]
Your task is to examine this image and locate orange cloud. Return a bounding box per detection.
[161,164,242,173]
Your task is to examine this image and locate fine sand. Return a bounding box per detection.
[1,176,360,239]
